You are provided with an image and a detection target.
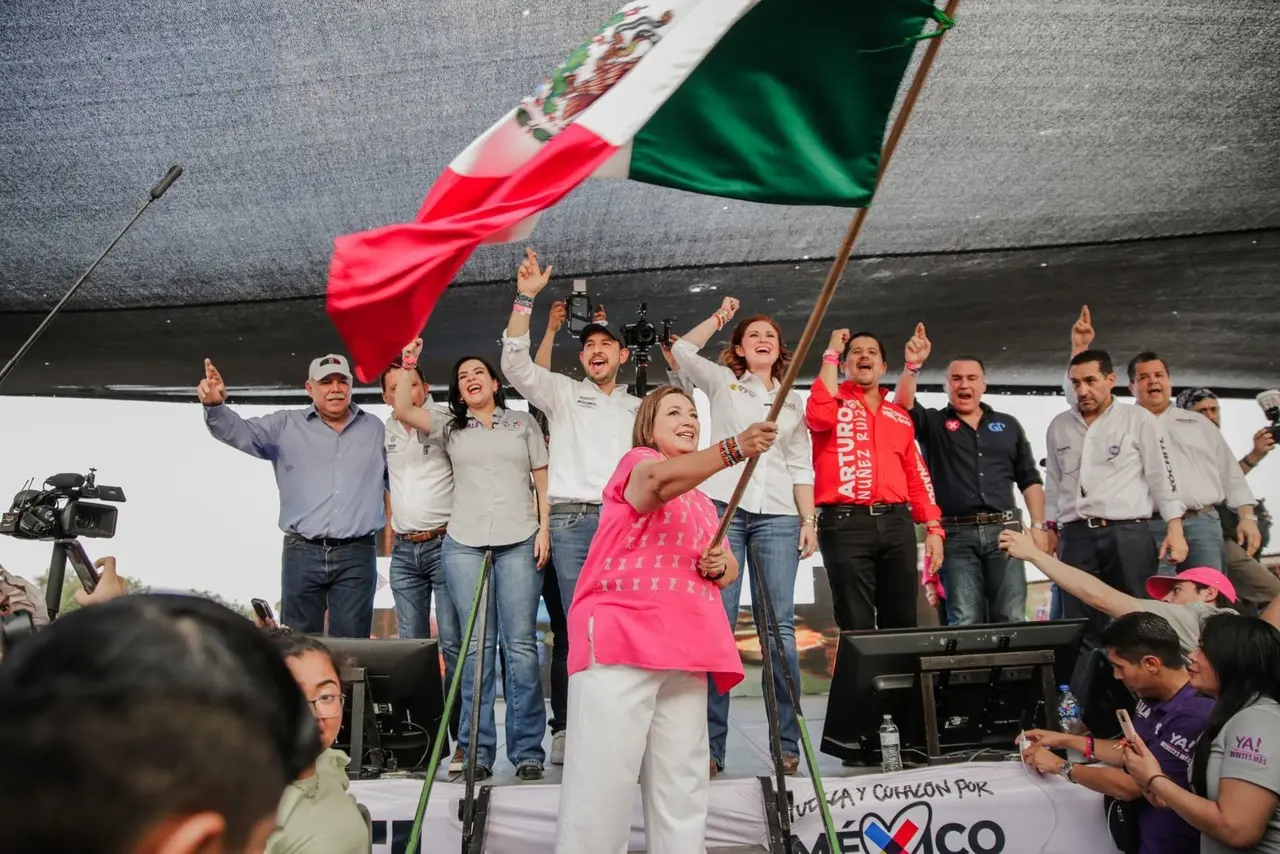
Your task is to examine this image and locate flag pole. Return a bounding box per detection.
[707,4,959,853]
[709,0,959,544]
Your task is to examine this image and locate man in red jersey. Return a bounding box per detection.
[806,329,944,630]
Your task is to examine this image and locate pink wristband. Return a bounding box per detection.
[401,358,418,369]
[821,350,840,366]
[512,301,533,315]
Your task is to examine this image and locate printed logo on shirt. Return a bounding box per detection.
[1231,736,1268,766]
[386,437,400,452]
[884,408,913,428]
[1107,444,1121,459]
[1160,731,1198,764]
[575,395,599,409]
[945,419,961,432]
[1159,435,1178,493]
[728,383,757,398]
[1055,445,1072,455]
[987,422,1006,433]
[835,402,874,502]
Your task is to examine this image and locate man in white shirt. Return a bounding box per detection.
[1045,348,1188,657]
[500,249,640,611]
[1068,306,1261,574]
[380,355,460,747]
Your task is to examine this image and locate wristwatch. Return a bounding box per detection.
[1030,521,1050,532]
[1058,760,1075,783]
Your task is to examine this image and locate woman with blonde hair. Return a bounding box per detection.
[554,385,777,853]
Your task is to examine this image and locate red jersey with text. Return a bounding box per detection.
[805,380,942,523]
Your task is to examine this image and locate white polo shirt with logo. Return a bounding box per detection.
[672,338,813,515]
[384,405,453,534]
[501,332,640,505]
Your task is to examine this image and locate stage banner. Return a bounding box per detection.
[785,763,1119,854]
[351,763,1116,854]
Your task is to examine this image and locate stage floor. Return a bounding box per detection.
[430,695,869,785]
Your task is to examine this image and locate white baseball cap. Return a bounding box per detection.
[308,354,352,383]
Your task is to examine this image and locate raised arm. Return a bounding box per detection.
[680,297,738,350]
[390,338,433,434]
[625,423,778,515]
[198,359,284,460]
[806,329,850,432]
[892,322,930,410]
[501,250,569,413]
[1000,529,1142,618]
[1062,305,1094,403]
[534,300,566,371]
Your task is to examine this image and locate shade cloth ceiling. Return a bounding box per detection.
[1,0,1277,398]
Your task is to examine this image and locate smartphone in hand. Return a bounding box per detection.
[251,598,277,627]
[1117,708,1140,744]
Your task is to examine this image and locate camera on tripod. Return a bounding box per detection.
[1,468,124,541]
[0,469,126,624]
[621,303,676,363]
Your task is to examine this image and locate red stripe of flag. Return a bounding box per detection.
[326,124,619,382]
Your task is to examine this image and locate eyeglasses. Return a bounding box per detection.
[307,692,346,719]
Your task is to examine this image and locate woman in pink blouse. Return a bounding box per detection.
[554,386,778,854]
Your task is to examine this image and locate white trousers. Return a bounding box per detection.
[554,661,711,854]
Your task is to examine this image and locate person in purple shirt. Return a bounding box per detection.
[1022,611,1213,854]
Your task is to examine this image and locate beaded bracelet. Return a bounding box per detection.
[716,437,746,468]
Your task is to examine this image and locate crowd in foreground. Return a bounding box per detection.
[3,249,1279,853]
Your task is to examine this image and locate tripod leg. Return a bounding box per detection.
[460,551,493,850]
[406,549,493,854]
[750,566,793,854]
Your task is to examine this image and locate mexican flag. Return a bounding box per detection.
[329,0,950,381]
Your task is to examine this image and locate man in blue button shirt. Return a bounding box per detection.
[198,354,386,637]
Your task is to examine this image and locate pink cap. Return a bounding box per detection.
[1146,567,1237,603]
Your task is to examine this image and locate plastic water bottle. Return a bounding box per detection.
[879,714,903,773]
[1057,685,1085,735]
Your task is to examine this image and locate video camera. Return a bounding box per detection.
[0,469,125,623]
[1258,390,1280,442]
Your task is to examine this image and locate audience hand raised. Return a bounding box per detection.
[74,557,130,607]
[517,248,553,297]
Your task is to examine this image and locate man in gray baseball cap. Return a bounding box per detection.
[197,352,386,637]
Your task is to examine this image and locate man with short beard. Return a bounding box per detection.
[500,249,640,650]
[198,354,386,637]
[806,329,944,630]
[893,323,1046,625]
[1067,307,1260,573]
[1045,347,1186,675]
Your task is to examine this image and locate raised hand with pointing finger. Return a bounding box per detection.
[1070,305,1094,356]
[904,322,931,366]
[197,358,227,406]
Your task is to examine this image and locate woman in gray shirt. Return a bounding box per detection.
[1125,613,1280,852]
[440,355,550,781]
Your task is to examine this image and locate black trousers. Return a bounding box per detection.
[817,505,919,630]
[1059,520,1158,693]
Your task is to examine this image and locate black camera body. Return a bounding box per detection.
[0,469,124,541]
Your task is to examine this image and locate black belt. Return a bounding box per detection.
[294,533,376,547]
[1062,517,1148,530]
[550,502,601,515]
[1154,507,1206,520]
[941,510,1019,526]
[818,503,908,518]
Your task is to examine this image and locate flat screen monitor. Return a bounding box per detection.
[822,619,1087,765]
[324,637,445,774]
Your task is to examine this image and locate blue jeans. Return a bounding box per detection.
[1149,510,1225,574]
[442,534,546,770]
[708,502,802,768]
[548,508,600,607]
[940,523,1027,625]
[280,534,376,637]
[389,537,461,733]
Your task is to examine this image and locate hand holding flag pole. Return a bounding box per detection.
[704,5,958,854]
